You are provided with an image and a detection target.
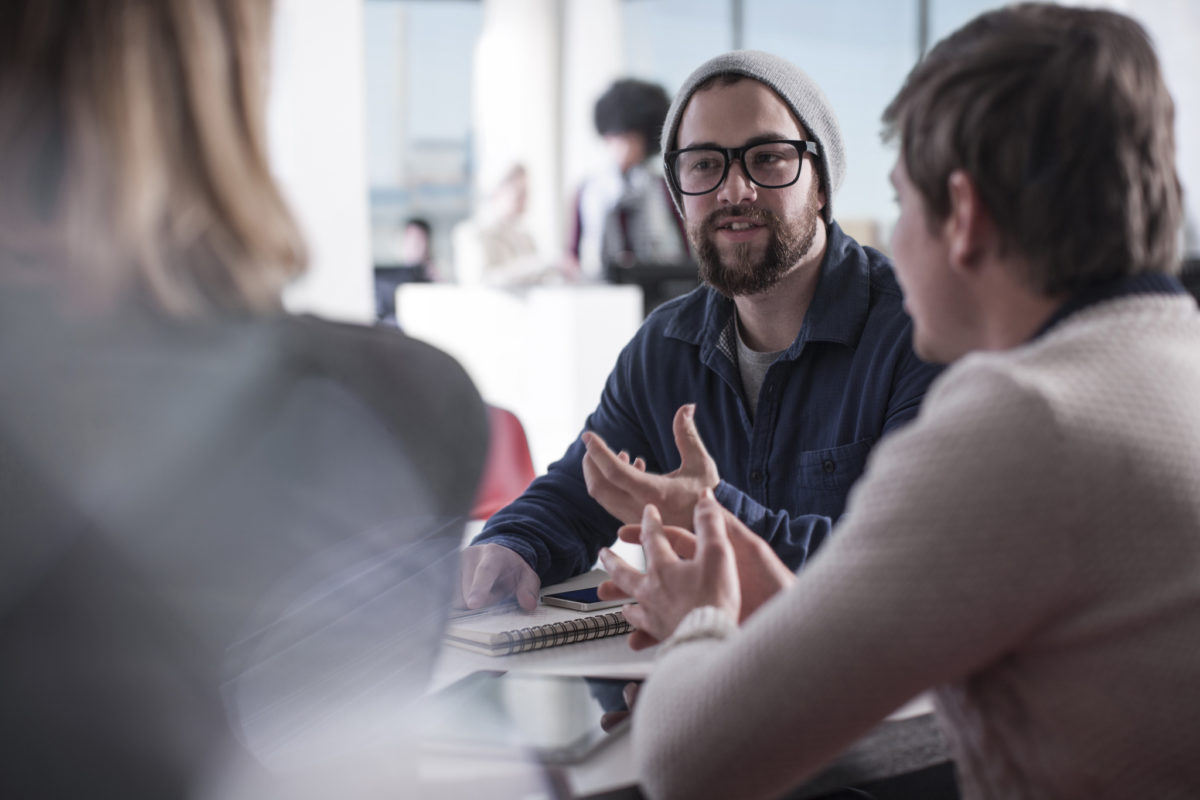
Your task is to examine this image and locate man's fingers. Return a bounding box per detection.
[600,710,630,732]
[515,564,541,612]
[582,432,624,479]
[632,457,647,472]
[598,547,644,596]
[458,551,478,606]
[580,448,609,498]
[622,681,640,710]
[621,602,653,636]
[627,629,660,651]
[660,525,698,558]
[464,552,506,609]
[583,432,644,491]
[672,403,713,471]
[616,524,643,544]
[596,578,631,601]
[694,491,730,558]
[583,448,638,522]
[639,504,678,567]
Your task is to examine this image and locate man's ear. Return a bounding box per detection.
[943,170,990,273]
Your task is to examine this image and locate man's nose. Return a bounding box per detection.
[716,159,757,205]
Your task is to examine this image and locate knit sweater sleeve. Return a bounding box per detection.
[632,357,1079,800]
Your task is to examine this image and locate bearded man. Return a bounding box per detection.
[461,51,941,610]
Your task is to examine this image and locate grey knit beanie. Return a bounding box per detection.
[660,50,845,224]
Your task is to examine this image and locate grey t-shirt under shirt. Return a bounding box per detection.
[735,316,786,421]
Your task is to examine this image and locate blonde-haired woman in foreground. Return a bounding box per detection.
[0,1,490,796]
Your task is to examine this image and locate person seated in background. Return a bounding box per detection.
[0,0,488,796]
[566,78,689,282]
[600,5,1200,799]
[451,163,549,286]
[460,50,941,610]
[373,216,439,326]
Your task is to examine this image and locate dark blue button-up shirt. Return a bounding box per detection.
[476,222,942,584]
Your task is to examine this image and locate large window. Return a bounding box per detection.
[744,0,919,244]
[363,0,1199,274]
[363,1,482,267]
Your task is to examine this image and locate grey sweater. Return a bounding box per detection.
[633,292,1200,800]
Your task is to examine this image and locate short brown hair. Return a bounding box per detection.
[0,0,306,317]
[882,3,1182,294]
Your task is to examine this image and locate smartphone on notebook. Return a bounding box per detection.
[541,586,630,611]
[415,671,641,763]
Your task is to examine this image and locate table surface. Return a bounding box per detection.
[418,569,949,799]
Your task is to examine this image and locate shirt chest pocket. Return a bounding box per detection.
[793,437,874,490]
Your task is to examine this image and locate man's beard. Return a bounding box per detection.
[688,196,820,298]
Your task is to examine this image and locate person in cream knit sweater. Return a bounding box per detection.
[595,5,1200,799]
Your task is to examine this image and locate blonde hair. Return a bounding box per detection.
[0,0,307,317]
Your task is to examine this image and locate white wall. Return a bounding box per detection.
[268,0,373,322]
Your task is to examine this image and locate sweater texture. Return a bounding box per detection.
[634,286,1200,800]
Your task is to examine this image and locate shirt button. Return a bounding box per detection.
[750,470,764,483]
[823,460,836,474]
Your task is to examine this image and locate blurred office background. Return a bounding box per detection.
[268,0,1200,470]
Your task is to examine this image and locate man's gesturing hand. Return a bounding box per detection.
[581,404,718,528]
[598,491,740,648]
[458,543,541,611]
[599,505,796,623]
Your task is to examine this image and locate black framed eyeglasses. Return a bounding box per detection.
[665,139,820,196]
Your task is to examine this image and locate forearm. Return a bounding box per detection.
[633,580,920,800]
[476,459,621,584]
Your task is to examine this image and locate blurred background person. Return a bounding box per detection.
[566,78,690,284]
[0,0,489,796]
[374,216,439,326]
[452,163,550,286]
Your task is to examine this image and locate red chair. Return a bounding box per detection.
[471,405,537,519]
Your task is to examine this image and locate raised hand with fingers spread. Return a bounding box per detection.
[599,491,740,648]
[597,502,795,625]
[582,404,719,528]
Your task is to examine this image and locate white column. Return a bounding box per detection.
[560,0,625,197]
[267,0,373,322]
[472,0,564,259]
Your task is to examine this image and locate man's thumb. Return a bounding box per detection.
[673,403,711,468]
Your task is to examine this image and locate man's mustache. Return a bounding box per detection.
[700,204,778,233]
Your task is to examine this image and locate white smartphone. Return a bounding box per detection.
[541,586,630,612]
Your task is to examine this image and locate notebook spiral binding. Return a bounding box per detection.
[494,611,633,656]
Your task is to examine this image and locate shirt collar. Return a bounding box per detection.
[1032,272,1190,340]
[795,220,871,351]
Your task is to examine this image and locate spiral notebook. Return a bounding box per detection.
[444,604,633,657]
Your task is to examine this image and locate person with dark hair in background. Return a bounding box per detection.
[374,216,437,326]
[567,78,689,282]
[461,52,941,612]
[0,0,488,796]
[599,5,1200,799]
